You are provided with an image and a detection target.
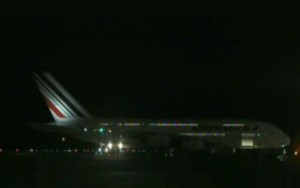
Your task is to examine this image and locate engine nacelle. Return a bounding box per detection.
[181,139,205,150]
[147,135,171,148]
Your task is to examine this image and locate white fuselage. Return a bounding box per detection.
[57,119,291,150]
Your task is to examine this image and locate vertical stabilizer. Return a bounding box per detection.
[33,72,91,123]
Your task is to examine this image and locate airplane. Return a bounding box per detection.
[30,72,291,153]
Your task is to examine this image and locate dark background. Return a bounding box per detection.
[1,17,300,147]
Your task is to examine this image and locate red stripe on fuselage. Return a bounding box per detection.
[46,99,65,118]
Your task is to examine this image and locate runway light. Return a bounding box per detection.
[294,151,298,156]
[62,137,66,142]
[118,142,123,150]
[83,127,88,132]
[104,148,109,153]
[99,128,104,133]
[107,142,113,150]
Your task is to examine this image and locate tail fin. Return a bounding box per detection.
[33,72,91,123]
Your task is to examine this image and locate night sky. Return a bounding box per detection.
[1,17,300,146]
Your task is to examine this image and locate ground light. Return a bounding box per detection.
[118,142,123,150]
[107,142,113,150]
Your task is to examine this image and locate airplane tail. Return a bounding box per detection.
[33,72,92,123]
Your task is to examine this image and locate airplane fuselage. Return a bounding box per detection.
[56,118,290,150]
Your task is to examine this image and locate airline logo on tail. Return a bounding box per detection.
[33,73,91,123]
